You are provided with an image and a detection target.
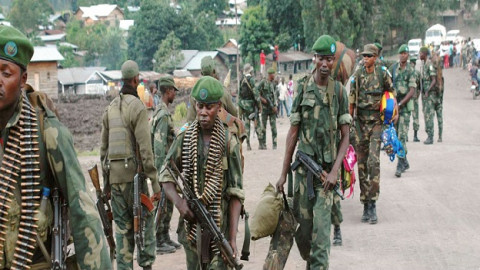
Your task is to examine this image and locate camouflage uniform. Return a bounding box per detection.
[100,85,159,269]
[238,75,264,148]
[151,101,177,251]
[411,69,422,133]
[0,94,112,269]
[257,78,278,149]
[350,65,394,204]
[421,59,443,141]
[290,76,351,269]
[389,62,417,154]
[159,120,244,270]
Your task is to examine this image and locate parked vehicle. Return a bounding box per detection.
[446,30,464,43]
[407,39,422,56]
[425,24,446,46]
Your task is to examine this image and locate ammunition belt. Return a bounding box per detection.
[182,118,225,254]
[0,93,41,269]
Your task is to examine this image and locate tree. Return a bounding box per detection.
[239,6,273,69]
[8,0,54,34]
[58,45,80,68]
[264,0,303,51]
[195,0,227,16]
[153,31,184,74]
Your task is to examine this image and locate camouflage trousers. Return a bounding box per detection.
[177,219,230,270]
[411,96,420,131]
[355,120,382,204]
[293,167,333,270]
[422,91,443,138]
[260,112,277,147]
[156,195,174,239]
[239,109,264,147]
[395,108,411,154]
[111,182,156,269]
[331,193,343,226]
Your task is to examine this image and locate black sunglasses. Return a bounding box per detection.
[363,54,374,58]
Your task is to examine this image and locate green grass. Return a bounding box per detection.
[76,148,100,157]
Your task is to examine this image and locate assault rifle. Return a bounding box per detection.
[133,170,154,252]
[88,164,115,260]
[291,151,344,200]
[51,188,68,270]
[154,189,167,232]
[166,161,243,270]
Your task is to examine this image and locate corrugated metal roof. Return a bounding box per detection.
[31,46,65,62]
[269,51,312,63]
[178,50,199,69]
[184,51,218,71]
[58,67,106,85]
[38,34,66,42]
[0,21,11,26]
[217,47,238,56]
[0,14,5,20]
[79,4,121,20]
[173,69,192,78]
[100,70,165,81]
[100,70,122,80]
[119,20,134,31]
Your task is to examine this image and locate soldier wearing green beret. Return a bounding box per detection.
[277,35,351,270]
[0,25,112,269]
[150,76,181,255]
[374,42,395,68]
[160,76,244,269]
[257,67,278,149]
[101,59,161,270]
[186,56,238,122]
[388,44,416,177]
[349,43,395,224]
[409,57,422,142]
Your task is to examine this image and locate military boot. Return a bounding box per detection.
[438,129,443,142]
[247,142,252,151]
[156,234,176,255]
[259,143,267,150]
[368,201,378,224]
[273,143,277,150]
[333,225,342,246]
[361,203,370,223]
[424,135,433,145]
[143,266,152,270]
[413,130,420,142]
[165,233,181,250]
[395,158,404,178]
[402,157,410,172]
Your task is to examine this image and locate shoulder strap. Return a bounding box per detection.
[326,79,340,161]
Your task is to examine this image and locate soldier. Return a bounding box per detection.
[409,57,422,142]
[238,63,263,150]
[100,60,161,270]
[186,56,238,122]
[0,25,112,269]
[349,44,395,224]
[276,35,351,269]
[374,42,395,69]
[419,46,443,144]
[151,76,181,255]
[389,44,416,177]
[160,76,244,269]
[257,68,278,150]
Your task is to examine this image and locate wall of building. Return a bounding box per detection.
[27,62,59,99]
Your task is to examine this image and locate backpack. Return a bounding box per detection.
[239,76,254,100]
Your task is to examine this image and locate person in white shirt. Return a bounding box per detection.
[277,77,289,117]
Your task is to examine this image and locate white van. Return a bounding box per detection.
[407,39,422,56]
[446,30,464,43]
[425,24,446,46]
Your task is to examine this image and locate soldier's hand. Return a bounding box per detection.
[392,113,399,124]
[273,107,278,114]
[323,171,338,192]
[276,176,287,193]
[175,198,195,223]
[151,191,162,202]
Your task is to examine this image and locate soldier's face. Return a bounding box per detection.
[0,59,27,113]
[167,88,176,103]
[196,101,221,130]
[420,52,427,61]
[315,54,335,76]
[362,54,377,68]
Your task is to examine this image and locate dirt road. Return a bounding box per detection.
[79,66,480,269]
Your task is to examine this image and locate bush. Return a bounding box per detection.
[173,102,187,123]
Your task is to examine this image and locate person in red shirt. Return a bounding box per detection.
[260,49,266,75]
[273,45,279,72]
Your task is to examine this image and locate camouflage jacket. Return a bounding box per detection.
[349,65,394,122]
[0,95,112,269]
[151,101,175,174]
[159,120,244,238]
[413,69,421,99]
[291,76,352,166]
[100,86,160,193]
[257,79,278,114]
[420,59,437,93]
[238,75,261,113]
[389,62,417,100]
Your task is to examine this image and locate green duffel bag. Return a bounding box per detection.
[250,183,283,240]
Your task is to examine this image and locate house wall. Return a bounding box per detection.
[27,62,59,99]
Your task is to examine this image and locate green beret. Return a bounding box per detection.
[398,44,409,54]
[0,25,34,69]
[191,76,224,103]
[267,67,275,74]
[312,35,336,56]
[158,76,178,91]
[419,46,429,53]
[121,60,139,79]
[374,42,383,50]
[201,56,215,76]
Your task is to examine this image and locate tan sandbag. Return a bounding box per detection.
[250,183,283,240]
